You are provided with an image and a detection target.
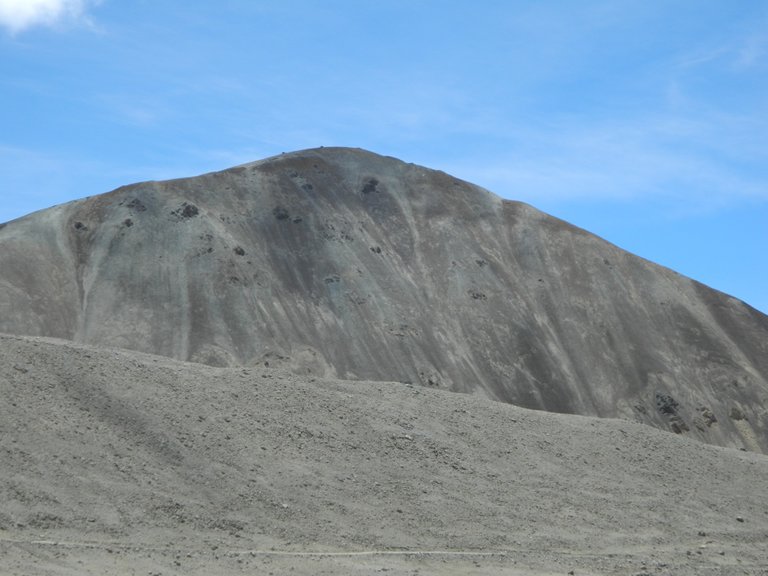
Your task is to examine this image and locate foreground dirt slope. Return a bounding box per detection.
[2,334,767,575]
[0,147,767,452]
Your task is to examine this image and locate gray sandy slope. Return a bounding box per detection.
[1,147,766,452]
[2,333,767,575]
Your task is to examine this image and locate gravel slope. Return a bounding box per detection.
[2,333,767,575]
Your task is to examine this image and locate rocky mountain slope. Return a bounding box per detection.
[2,334,767,575]
[1,147,767,451]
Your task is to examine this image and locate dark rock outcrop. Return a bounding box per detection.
[1,147,766,451]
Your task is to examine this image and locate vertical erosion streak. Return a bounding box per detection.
[68,222,90,342]
[175,261,191,361]
[73,230,106,343]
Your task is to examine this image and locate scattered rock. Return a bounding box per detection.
[729,407,747,421]
[694,406,717,430]
[272,207,290,221]
[468,289,487,301]
[126,198,147,212]
[361,178,379,194]
[669,416,689,434]
[655,392,679,415]
[171,202,199,219]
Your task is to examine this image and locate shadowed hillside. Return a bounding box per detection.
[1,147,766,451]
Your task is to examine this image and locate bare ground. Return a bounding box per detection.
[1,333,767,575]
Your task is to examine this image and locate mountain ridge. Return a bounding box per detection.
[1,147,766,452]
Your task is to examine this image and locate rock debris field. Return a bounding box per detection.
[1,334,767,575]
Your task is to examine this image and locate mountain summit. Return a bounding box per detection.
[1,147,766,451]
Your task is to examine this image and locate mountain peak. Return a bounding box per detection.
[1,148,766,452]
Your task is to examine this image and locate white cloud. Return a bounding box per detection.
[0,0,97,33]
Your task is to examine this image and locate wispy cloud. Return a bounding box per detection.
[674,16,768,73]
[0,0,99,33]
[735,31,768,70]
[439,108,768,217]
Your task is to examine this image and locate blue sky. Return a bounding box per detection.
[1,0,766,313]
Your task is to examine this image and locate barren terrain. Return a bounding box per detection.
[1,148,767,574]
[2,334,767,575]
[1,148,767,451]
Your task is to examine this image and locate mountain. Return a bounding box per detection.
[2,333,767,575]
[1,147,767,451]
